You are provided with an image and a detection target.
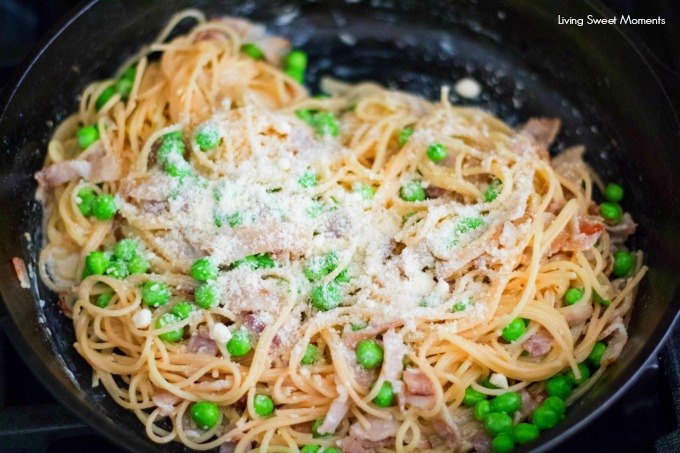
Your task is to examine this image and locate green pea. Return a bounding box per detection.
[484,178,503,202]
[114,239,137,261]
[296,109,314,124]
[85,251,110,275]
[96,291,114,308]
[604,183,623,202]
[485,412,513,435]
[545,375,572,400]
[492,433,515,453]
[165,157,191,178]
[301,344,319,365]
[76,187,96,216]
[564,287,584,305]
[190,401,220,429]
[285,67,304,84]
[335,268,351,283]
[373,381,394,408]
[398,127,414,147]
[453,298,473,312]
[114,78,133,99]
[491,391,522,415]
[356,339,383,368]
[565,363,590,386]
[105,261,129,280]
[311,418,332,438]
[543,396,566,419]
[593,291,611,307]
[588,341,606,367]
[502,318,526,342]
[157,132,185,164]
[354,183,375,200]
[286,50,308,71]
[195,283,218,309]
[512,422,539,445]
[195,124,221,151]
[77,126,100,149]
[240,43,265,61]
[227,329,251,356]
[532,405,558,430]
[255,253,275,269]
[351,321,367,331]
[612,251,633,277]
[450,217,484,246]
[95,85,117,110]
[298,170,318,188]
[324,449,341,453]
[463,386,487,406]
[426,143,447,162]
[253,394,274,417]
[92,194,118,220]
[600,202,622,222]
[121,65,137,82]
[156,313,184,342]
[191,258,218,282]
[300,445,320,453]
[304,256,330,281]
[141,281,170,307]
[399,181,426,202]
[128,254,149,274]
[172,302,194,320]
[311,283,342,311]
[311,112,339,137]
[474,399,492,421]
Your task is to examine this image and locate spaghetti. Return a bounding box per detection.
[35,10,646,453]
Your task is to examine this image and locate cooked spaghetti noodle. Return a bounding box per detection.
[35,10,646,452]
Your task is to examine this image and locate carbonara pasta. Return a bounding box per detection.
[35,10,646,453]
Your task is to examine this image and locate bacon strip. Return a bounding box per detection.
[12,257,30,288]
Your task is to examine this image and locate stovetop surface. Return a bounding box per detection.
[0,1,679,452]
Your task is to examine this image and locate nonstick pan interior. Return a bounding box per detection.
[0,1,679,452]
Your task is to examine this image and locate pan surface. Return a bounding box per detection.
[0,1,679,452]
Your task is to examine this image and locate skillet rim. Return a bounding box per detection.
[0,1,678,452]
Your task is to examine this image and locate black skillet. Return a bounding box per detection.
[0,1,679,452]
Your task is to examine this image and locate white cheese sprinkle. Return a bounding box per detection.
[489,373,509,389]
[455,77,482,99]
[132,309,152,329]
[210,323,232,344]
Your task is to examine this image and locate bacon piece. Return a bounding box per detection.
[432,409,461,450]
[86,149,122,183]
[403,369,435,396]
[599,316,627,365]
[517,387,547,419]
[342,321,402,349]
[188,330,219,356]
[607,213,637,244]
[219,442,237,453]
[552,146,587,185]
[522,329,553,357]
[338,436,376,453]
[243,313,266,333]
[193,379,234,392]
[425,186,450,199]
[349,415,401,442]
[152,390,181,416]
[550,215,604,255]
[472,432,493,453]
[559,302,594,327]
[520,118,561,148]
[12,257,30,288]
[317,385,350,435]
[381,329,407,393]
[35,160,91,187]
